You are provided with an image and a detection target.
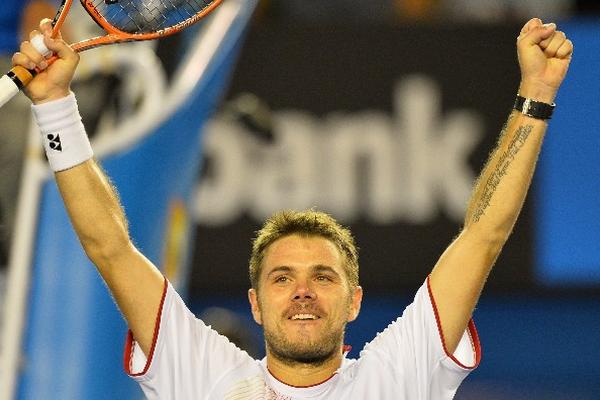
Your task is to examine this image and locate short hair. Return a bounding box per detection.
[249,209,359,290]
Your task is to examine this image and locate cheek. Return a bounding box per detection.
[338,294,354,321]
[256,296,280,324]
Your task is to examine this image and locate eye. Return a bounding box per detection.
[315,275,333,282]
[274,275,289,284]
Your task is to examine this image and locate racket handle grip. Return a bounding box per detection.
[0,67,35,108]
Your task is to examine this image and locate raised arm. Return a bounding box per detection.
[429,19,573,353]
[13,20,164,355]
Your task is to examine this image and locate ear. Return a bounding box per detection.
[248,288,263,325]
[347,286,363,322]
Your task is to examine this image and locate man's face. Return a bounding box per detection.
[248,234,362,366]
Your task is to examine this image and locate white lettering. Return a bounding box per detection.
[195,75,482,225]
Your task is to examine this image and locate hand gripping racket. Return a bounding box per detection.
[0,0,223,108]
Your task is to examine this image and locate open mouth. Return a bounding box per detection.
[289,313,320,321]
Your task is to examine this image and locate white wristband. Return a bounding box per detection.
[31,93,93,172]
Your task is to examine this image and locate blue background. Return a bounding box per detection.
[535,19,600,286]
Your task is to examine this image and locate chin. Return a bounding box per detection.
[271,345,338,367]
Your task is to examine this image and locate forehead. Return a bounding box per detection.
[262,235,343,274]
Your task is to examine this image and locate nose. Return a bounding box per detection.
[291,279,316,302]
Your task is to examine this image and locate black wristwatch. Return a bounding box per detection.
[514,95,556,120]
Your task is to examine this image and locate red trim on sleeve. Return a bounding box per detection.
[123,277,169,376]
[426,276,482,369]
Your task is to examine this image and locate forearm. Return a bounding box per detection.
[464,109,547,243]
[55,160,131,266]
[430,107,548,353]
[30,91,131,268]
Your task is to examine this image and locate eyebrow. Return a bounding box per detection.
[266,266,293,279]
[266,264,341,279]
[312,265,341,278]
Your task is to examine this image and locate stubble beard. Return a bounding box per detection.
[264,320,346,367]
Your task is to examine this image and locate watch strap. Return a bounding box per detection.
[514,95,556,120]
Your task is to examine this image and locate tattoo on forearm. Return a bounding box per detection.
[471,124,534,223]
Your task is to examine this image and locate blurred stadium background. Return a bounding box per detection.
[0,0,599,398]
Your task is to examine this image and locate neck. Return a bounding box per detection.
[266,347,343,387]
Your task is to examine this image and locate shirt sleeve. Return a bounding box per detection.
[123,279,255,400]
[359,276,481,398]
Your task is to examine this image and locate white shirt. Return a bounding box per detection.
[124,277,481,399]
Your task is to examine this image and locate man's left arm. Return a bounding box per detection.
[429,18,573,354]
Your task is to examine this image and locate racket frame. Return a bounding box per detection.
[75,0,224,52]
[2,0,224,95]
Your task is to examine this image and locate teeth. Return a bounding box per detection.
[291,314,318,320]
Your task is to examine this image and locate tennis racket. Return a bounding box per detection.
[0,0,223,108]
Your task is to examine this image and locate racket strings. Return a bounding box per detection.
[90,0,215,34]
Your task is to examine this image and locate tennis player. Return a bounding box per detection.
[12,18,572,399]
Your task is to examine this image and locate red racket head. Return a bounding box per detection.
[75,0,224,51]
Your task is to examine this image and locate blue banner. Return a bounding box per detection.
[535,19,600,286]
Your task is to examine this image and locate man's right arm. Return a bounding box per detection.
[14,20,164,356]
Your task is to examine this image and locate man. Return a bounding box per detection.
[12,17,572,399]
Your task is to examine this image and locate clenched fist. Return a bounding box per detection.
[517,18,574,104]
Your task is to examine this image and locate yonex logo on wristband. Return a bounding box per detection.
[47,133,63,152]
[33,94,93,171]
